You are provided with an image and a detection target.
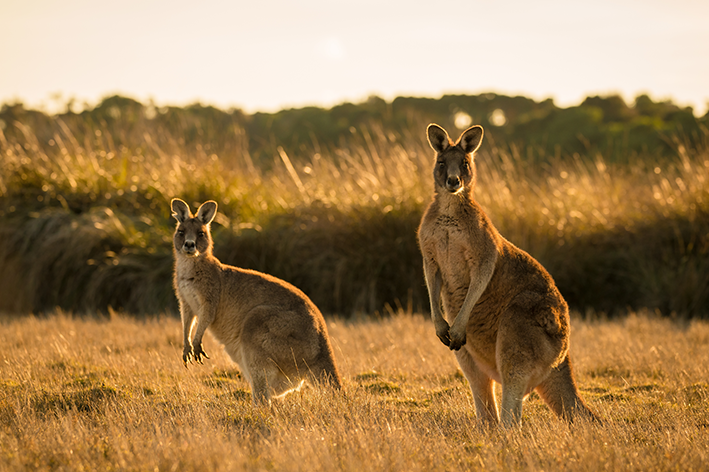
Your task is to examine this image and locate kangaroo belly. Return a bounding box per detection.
[441,283,469,323]
[177,279,202,314]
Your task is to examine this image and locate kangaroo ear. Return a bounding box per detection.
[171,198,191,223]
[427,124,452,153]
[196,200,218,225]
[457,125,484,154]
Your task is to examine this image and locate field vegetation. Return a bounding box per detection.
[0,311,707,471]
[1,93,708,317]
[1,94,708,470]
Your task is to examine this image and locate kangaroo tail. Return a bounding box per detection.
[535,355,600,423]
[311,336,343,390]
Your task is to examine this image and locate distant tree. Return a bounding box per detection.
[581,95,636,122]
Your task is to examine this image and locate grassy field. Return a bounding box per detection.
[0,311,707,471]
[1,106,708,468]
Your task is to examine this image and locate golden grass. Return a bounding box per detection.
[1,312,707,471]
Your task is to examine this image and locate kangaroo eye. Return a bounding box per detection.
[437,161,445,168]
[177,229,185,236]
[461,160,469,170]
[197,231,205,238]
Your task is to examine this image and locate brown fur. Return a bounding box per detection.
[171,198,342,404]
[417,124,597,426]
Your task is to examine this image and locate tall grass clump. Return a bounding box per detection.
[1,109,708,317]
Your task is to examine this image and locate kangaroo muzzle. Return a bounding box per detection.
[183,239,197,255]
[446,175,462,193]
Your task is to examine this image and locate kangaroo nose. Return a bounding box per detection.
[446,176,461,191]
[184,240,196,250]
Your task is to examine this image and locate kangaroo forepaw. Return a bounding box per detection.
[182,347,194,365]
[435,326,451,347]
[193,344,210,364]
[448,332,466,351]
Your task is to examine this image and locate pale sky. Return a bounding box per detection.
[2,0,708,115]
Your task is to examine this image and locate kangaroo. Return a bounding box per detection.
[171,198,342,404]
[417,124,597,427]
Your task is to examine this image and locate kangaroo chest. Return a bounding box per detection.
[175,260,209,314]
[425,215,473,288]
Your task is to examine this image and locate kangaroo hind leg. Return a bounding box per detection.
[455,348,499,424]
[248,363,304,405]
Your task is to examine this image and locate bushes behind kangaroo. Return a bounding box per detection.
[1,197,708,318]
[1,123,709,317]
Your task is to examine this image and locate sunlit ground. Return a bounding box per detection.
[0,311,707,471]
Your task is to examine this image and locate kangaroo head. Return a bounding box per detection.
[171,198,217,257]
[427,123,484,195]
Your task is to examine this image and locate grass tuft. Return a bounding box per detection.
[363,380,402,394]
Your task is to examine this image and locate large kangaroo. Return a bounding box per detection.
[171,198,342,404]
[417,124,596,427]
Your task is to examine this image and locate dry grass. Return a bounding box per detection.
[1,311,707,471]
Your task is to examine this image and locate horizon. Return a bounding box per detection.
[1,90,700,119]
[2,0,708,116]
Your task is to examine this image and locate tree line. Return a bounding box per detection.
[2,92,706,165]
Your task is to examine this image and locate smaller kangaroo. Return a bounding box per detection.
[171,198,342,404]
[417,124,597,427]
